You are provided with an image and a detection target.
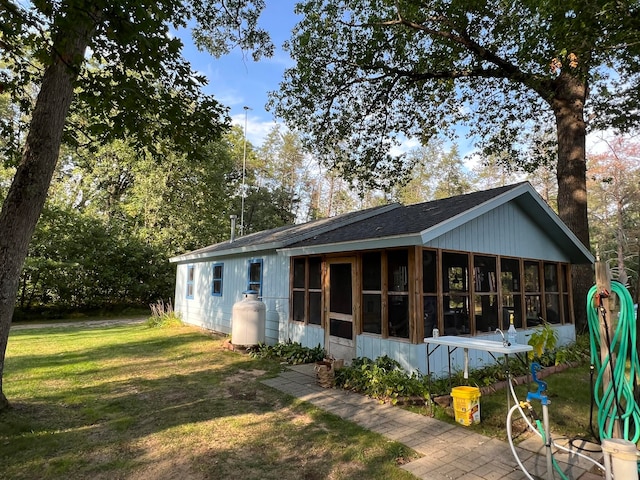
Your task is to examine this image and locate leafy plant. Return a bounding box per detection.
[335,356,430,405]
[247,340,325,365]
[527,322,558,361]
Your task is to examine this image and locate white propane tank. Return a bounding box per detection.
[231,290,266,346]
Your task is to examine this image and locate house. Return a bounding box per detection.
[170,182,594,376]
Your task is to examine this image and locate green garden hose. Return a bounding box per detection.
[587,281,640,443]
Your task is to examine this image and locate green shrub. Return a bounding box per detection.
[247,340,325,365]
[335,356,430,404]
[334,336,591,402]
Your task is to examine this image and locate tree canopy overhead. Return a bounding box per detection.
[271,0,639,233]
[270,0,640,329]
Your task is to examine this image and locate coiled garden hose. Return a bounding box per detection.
[587,281,640,443]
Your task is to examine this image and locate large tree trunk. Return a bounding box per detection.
[552,73,593,331]
[0,9,97,412]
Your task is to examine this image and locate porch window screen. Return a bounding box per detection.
[544,263,561,324]
[473,255,498,333]
[561,264,571,324]
[524,261,542,327]
[500,257,522,329]
[362,252,382,334]
[388,249,409,339]
[442,252,470,335]
[423,249,438,338]
[291,257,322,325]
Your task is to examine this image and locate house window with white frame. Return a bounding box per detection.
[186,265,195,299]
[248,259,263,296]
[211,263,223,297]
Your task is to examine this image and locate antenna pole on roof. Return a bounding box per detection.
[241,106,251,236]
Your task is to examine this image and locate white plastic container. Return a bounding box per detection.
[231,290,266,346]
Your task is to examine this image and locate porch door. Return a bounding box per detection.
[325,257,357,363]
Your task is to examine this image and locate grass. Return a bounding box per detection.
[1,323,417,480]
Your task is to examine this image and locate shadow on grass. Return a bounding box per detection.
[1,325,416,480]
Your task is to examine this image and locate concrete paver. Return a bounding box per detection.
[262,364,607,480]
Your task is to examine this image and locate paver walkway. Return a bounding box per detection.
[262,364,604,480]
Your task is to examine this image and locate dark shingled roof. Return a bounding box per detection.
[287,183,526,248]
[170,182,541,262]
[177,202,397,257]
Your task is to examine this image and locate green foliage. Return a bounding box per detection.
[335,337,591,400]
[527,322,559,361]
[248,340,326,365]
[271,0,640,189]
[335,356,430,405]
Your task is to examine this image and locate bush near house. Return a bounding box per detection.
[248,340,326,365]
[335,333,591,403]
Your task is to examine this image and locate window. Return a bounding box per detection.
[442,251,470,335]
[423,249,438,338]
[524,261,542,327]
[473,255,498,333]
[248,259,263,296]
[388,249,409,339]
[561,264,572,324]
[291,257,322,325]
[500,257,522,329]
[211,263,223,297]
[186,265,195,299]
[362,252,382,334]
[544,263,561,324]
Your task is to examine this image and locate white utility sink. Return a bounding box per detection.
[424,335,533,355]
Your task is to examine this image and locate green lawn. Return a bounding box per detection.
[1,323,418,480]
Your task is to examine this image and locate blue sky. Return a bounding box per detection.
[179,2,300,147]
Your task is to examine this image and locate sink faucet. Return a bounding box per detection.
[496,328,510,347]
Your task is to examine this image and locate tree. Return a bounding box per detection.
[391,140,473,204]
[587,135,640,288]
[271,0,640,330]
[0,0,272,411]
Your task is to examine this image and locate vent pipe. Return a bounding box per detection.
[230,215,237,243]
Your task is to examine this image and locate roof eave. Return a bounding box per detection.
[279,234,423,256]
[169,241,283,263]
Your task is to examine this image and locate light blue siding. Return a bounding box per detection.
[424,324,576,377]
[357,335,427,373]
[174,251,290,345]
[287,323,325,348]
[353,325,575,377]
[425,202,567,261]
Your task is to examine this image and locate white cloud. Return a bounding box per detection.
[231,112,279,146]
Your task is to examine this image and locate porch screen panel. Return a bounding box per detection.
[330,263,352,314]
[561,264,571,324]
[308,258,322,325]
[442,251,470,335]
[544,263,561,324]
[292,258,306,322]
[500,257,522,329]
[524,261,542,327]
[329,263,353,339]
[291,257,322,325]
[423,249,438,337]
[473,255,498,333]
[362,252,382,334]
[388,249,409,339]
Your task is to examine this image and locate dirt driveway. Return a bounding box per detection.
[10,317,147,331]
